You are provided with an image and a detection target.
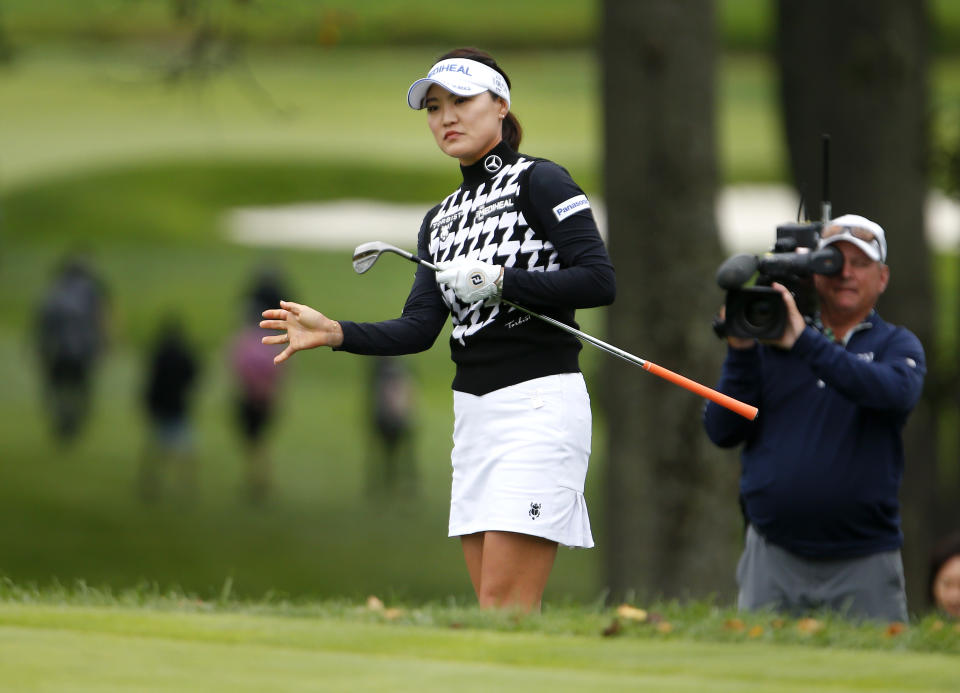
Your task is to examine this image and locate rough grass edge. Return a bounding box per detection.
[1,575,957,654]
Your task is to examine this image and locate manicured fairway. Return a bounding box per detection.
[1,603,958,692]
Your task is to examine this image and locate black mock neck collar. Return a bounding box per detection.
[459,140,520,186]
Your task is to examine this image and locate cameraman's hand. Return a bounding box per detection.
[764,283,806,349]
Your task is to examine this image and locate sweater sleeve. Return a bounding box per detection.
[791,325,926,414]
[337,211,449,355]
[703,344,762,447]
[501,161,616,309]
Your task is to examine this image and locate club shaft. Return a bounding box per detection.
[501,299,645,366]
[400,248,758,420]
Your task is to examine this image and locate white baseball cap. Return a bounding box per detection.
[820,214,888,263]
[407,58,511,110]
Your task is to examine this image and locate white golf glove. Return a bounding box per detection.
[435,258,503,304]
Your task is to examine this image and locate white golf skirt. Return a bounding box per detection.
[448,372,594,548]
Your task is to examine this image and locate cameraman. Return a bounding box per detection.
[703,214,925,622]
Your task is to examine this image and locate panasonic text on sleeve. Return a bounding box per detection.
[552,195,591,222]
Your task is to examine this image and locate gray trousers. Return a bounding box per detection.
[737,525,908,622]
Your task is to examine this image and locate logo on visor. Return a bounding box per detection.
[484,155,502,173]
[428,63,473,78]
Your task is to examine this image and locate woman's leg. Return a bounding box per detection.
[460,532,485,599]
[466,531,558,611]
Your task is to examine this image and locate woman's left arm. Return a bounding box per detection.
[501,162,615,308]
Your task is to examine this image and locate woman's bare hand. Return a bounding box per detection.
[259,300,343,364]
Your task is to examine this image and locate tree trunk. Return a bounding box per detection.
[601,0,740,601]
[777,0,939,611]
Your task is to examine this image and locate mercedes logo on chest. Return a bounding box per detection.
[484,154,503,173]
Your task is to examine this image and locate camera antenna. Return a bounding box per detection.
[821,133,831,223]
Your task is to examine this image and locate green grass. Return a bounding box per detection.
[4,581,960,653]
[0,587,958,692]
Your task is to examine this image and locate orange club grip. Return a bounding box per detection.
[642,361,759,421]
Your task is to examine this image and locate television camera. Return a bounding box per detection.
[714,223,843,340]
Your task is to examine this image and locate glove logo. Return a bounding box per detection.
[483,155,502,173]
[469,271,484,286]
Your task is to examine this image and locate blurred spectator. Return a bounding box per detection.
[929,531,960,619]
[35,252,109,445]
[243,263,287,324]
[138,316,200,502]
[367,356,418,495]
[230,265,289,504]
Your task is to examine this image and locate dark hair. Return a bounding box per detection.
[928,530,960,607]
[435,47,522,150]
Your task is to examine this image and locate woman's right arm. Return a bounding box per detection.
[336,258,448,355]
[260,215,449,363]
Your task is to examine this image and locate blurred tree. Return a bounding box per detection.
[776,0,944,610]
[600,0,739,601]
[935,115,960,526]
[156,0,287,115]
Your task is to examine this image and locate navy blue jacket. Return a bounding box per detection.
[703,312,925,558]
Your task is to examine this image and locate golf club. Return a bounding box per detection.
[352,241,759,421]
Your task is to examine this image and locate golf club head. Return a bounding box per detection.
[352,241,387,274]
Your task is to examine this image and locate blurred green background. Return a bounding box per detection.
[1,0,958,603]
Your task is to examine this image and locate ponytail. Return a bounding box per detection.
[501,110,523,150]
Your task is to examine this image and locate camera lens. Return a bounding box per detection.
[744,299,776,329]
[724,287,787,340]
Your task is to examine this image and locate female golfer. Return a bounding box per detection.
[260,48,615,610]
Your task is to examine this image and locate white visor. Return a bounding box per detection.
[407,58,511,110]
